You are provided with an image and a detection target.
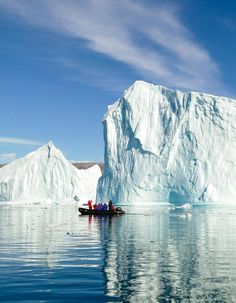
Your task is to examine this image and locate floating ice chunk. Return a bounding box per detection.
[175,203,191,209]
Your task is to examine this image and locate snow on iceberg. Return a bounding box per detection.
[0,142,101,203]
[97,80,236,205]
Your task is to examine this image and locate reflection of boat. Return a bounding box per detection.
[78,207,125,216]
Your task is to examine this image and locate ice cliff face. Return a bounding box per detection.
[0,142,101,202]
[97,81,236,205]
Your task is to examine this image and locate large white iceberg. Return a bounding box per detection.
[97,81,236,205]
[0,142,101,203]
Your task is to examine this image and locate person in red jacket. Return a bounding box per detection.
[88,200,93,210]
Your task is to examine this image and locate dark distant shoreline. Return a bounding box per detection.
[73,162,104,174]
[0,162,104,174]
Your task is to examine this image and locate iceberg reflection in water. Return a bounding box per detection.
[0,204,236,302]
[103,206,236,302]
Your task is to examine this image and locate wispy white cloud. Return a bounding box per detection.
[0,0,225,93]
[0,137,43,146]
[0,153,17,163]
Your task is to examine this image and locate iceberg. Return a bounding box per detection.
[97,81,236,205]
[0,142,101,203]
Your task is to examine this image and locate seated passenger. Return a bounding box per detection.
[93,203,98,210]
[103,203,108,211]
[97,203,102,211]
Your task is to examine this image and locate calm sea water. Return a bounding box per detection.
[0,204,236,303]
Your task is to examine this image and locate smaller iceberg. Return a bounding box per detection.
[0,141,101,203]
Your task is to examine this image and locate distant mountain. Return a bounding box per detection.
[73,162,104,173]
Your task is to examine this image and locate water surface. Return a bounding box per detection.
[0,204,236,302]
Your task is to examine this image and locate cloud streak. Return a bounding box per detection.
[0,137,43,146]
[0,0,224,92]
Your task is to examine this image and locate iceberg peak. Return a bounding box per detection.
[30,141,66,162]
[46,140,55,148]
[37,141,57,153]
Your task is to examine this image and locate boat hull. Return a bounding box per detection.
[78,207,125,216]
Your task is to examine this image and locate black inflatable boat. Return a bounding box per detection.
[78,207,125,216]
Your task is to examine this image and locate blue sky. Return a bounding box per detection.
[0,0,236,163]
